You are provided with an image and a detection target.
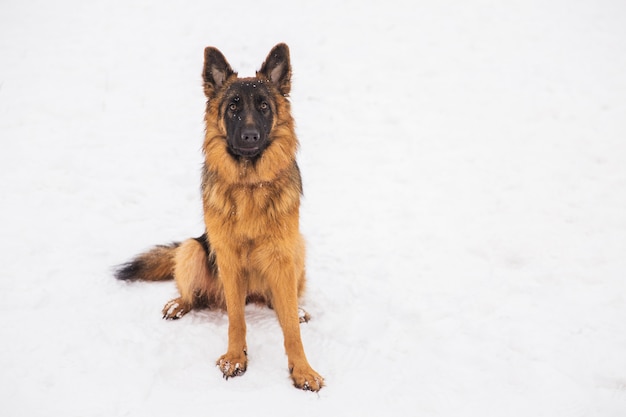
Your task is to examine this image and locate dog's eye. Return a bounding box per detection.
[229,103,237,111]
[260,102,268,111]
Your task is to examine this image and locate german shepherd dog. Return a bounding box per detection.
[115,43,323,391]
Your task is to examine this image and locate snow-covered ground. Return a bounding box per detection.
[1,0,625,415]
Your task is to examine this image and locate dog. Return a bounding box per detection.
[115,43,323,391]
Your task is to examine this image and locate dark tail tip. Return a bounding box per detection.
[114,259,145,281]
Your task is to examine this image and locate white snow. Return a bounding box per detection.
[1,0,626,416]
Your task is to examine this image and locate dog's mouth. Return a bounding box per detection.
[230,146,262,158]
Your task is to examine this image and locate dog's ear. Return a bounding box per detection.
[257,43,291,96]
[203,47,236,98]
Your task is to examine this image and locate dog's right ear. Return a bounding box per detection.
[203,47,236,98]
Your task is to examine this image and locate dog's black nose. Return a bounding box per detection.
[241,128,260,143]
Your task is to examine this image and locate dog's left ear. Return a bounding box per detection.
[257,43,291,96]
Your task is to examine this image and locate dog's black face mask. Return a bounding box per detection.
[222,80,274,159]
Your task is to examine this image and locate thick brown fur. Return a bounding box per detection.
[115,43,323,391]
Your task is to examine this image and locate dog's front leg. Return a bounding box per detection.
[217,262,248,379]
[268,260,324,391]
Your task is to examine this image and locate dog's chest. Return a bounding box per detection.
[228,182,275,220]
[204,179,298,236]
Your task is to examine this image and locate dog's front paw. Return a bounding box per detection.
[290,364,324,391]
[217,351,248,379]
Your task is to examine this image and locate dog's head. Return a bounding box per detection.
[202,43,291,161]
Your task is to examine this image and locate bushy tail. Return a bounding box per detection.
[115,242,181,281]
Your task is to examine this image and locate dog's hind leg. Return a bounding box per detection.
[162,237,218,320]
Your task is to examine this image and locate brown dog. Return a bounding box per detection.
[115,43,323,391]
